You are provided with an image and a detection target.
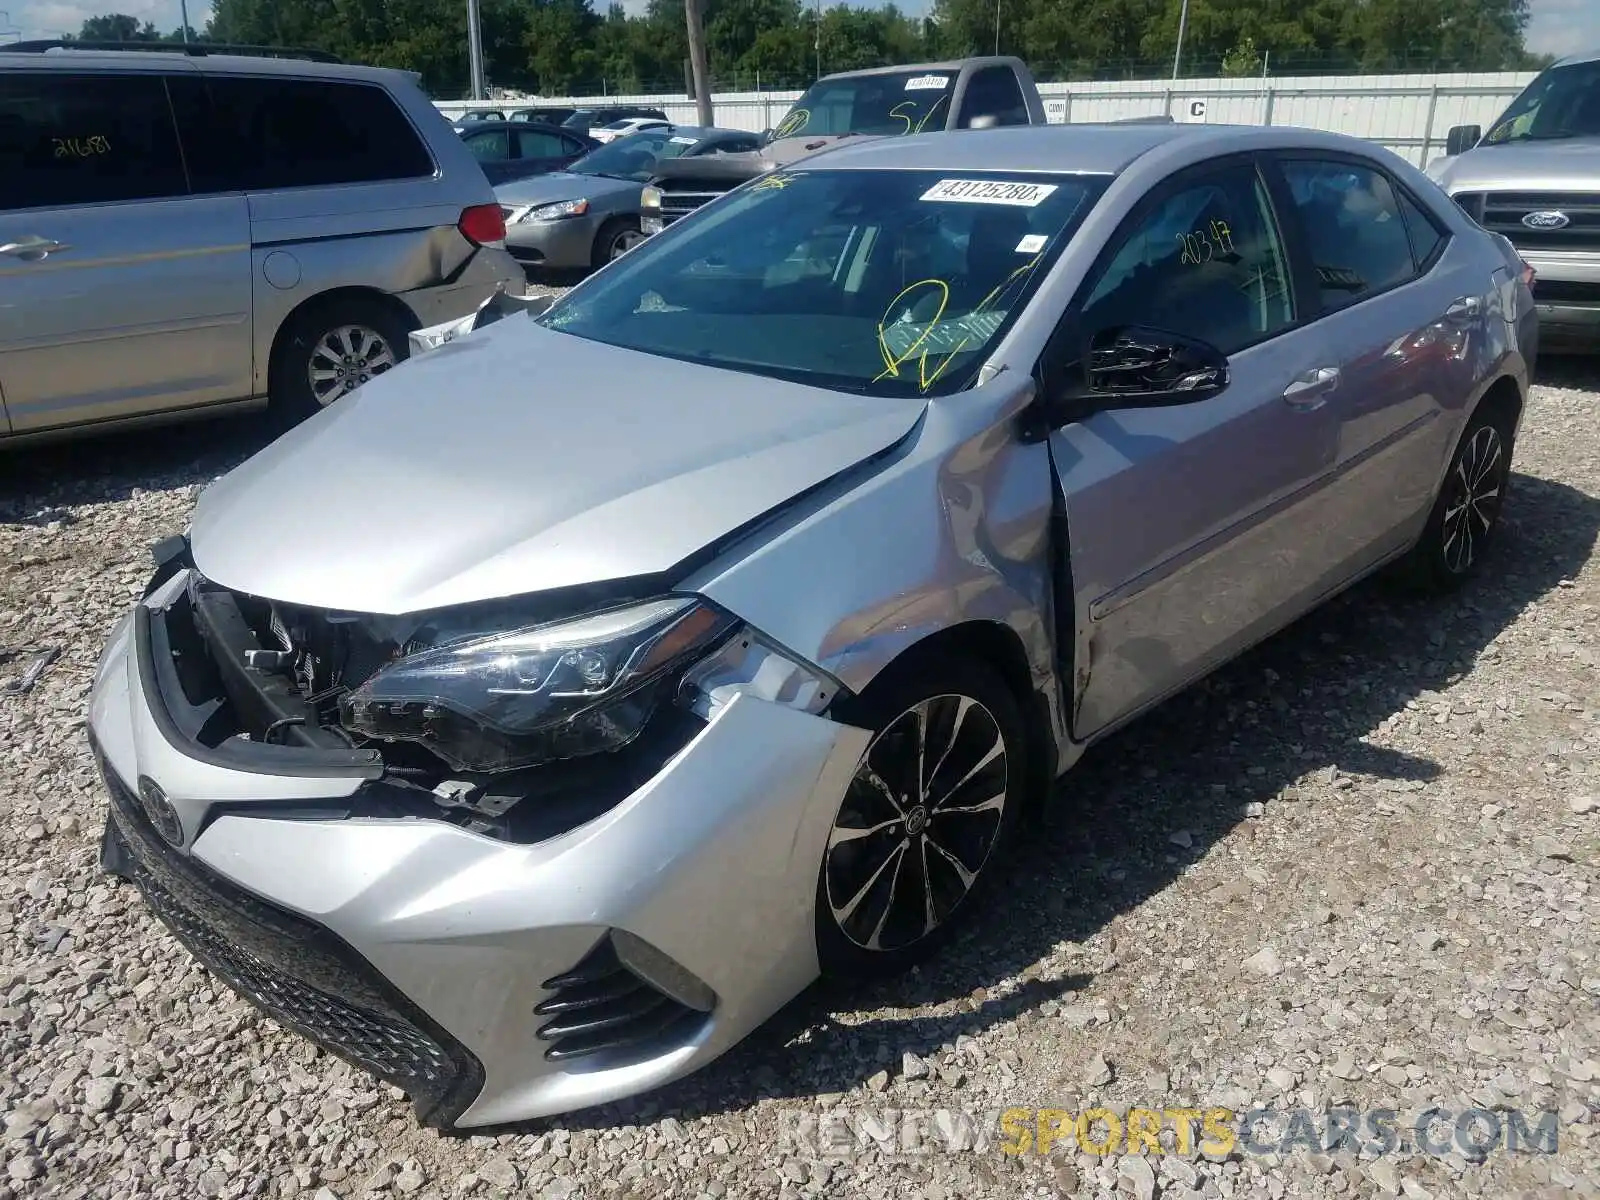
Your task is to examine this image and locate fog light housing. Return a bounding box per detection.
[137,775,184,847]
[611,929,716,1013]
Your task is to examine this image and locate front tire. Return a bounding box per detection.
[816,653,1027,980]
[592,216,644,269]
[1396,406,1514,592]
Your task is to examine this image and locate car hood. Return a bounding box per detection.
[188,318,926,615]
[1430,136,1600,193]
[494,172,640,207]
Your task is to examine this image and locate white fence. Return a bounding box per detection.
[436,70,1537,167]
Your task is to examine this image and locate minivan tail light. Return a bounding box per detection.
[458,204,507,248]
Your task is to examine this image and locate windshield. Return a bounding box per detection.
[538,168,1106,398]
[1484,59,1600,144]
[772,70,957,139]
[569,129,706,181]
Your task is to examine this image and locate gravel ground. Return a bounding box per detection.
[1,354,1597,1200]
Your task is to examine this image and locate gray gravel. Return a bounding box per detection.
[2,354,1597,1200]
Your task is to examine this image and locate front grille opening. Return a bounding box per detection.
[535,935,711,1064]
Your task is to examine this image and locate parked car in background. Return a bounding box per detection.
[644,56,1046,230]
[456,108,505,123]
[510,106,576,125]
[455,119,596,185]
[1427,46,1600,354]
[560,104,669,137]
[0,42,520,443]
[589,116,672,144]
[497,125,762,270]
[89,123,1533,1128]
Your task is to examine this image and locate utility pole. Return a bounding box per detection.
[814,0,822,80]
[178,0,190,42]
[994,0,1000,55]
[685,0,713,125]
[466,0,486,100]
[1171,0,1189,80]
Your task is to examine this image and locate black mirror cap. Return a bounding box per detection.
[1445,124,1482,156]
[1087,326,1230,408]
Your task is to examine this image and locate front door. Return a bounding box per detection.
[0,70,253,435]
[1046,158,1342,737]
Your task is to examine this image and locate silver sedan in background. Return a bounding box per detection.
[88,124,1534,1129]
[495,126,763,271]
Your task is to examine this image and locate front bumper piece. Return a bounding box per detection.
[87,570,871,1127]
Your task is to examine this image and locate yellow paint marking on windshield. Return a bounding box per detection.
[874,254,1045,393]
[887,97,950,137]
[750,173,794,192]
[53,135,111,159]
[773,109,810,139]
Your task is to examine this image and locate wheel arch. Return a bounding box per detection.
[856,620,1060,814]
[266,286,421,401]
[1471,372,1524,438]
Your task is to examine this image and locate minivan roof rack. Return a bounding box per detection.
[4,40,343,64]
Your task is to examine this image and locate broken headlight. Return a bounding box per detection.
[339,597,737,773]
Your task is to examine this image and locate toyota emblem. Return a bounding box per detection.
[137,776,185,846]
[1521,211,1571,230]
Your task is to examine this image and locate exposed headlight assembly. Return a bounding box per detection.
[339,598,737,773]
[408,287,554,356]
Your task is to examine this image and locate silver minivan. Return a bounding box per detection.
[0,44,522,442]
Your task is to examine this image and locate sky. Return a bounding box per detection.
[3,0,1597,58]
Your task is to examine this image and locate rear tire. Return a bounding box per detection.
[1394,405,1514,593]
[270,297,411,430]
[591,217,644,270]
[815,652,1028,981]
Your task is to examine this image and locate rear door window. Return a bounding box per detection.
[173,76,435,192]
[1277,160,1421,311]
[0,72,188,210]
[465,127,512,161]
[515,128,568,159]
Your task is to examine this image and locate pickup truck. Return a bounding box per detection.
[1425,46,1600,354]
[642,56,1048,232]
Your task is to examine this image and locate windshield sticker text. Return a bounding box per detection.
[920,179,1059,207]
[773,109,810,139]
[1015,233,1048,254]
[53,135,111,159]
[669,135,698,145]
[1177,220,1235,265]
[905,75,951,90]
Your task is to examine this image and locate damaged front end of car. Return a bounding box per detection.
[408,285,555,356]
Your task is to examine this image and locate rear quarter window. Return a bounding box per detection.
[172,75,435,193]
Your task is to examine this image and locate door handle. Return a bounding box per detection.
[0,237,70,260]
[1445,295,1482,320]
[1282,366,1341,411]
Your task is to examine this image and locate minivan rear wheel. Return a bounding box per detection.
[271,298,411,428]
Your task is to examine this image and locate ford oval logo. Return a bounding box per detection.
[1522,210,1571,230]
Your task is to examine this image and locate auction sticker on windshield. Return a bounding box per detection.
[905,74,951,90]
[920,179,1059,206]
[670,136,698,145]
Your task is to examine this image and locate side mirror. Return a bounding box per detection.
[1087,326,1229,407]
[761,128,774,145]
[1018,326,1228,442]
[1445,124,1481,156]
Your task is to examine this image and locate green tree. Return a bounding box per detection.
[1220,35,1263,76]
[76,13,161,40]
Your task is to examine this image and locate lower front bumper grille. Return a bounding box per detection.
[97,753,484,1127]
[536,937,706,1062]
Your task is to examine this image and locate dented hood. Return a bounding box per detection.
[189,317,925,615]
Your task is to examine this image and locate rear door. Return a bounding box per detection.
[0,69,253,435]
[514,126,585,177]
[461,125,517,183]
[1267,154,1480,573]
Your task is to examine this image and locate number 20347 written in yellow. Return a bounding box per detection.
[1177,219,1235,265]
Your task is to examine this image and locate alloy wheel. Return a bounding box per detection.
[307,324,398,407]
[608,228,646,260]
[1441,423,1504,574]
[824,694,1009,953]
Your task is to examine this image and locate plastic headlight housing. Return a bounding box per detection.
[339,597,736,773]
[524,198,589,222]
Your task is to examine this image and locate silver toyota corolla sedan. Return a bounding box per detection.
[87,123,1536,1129]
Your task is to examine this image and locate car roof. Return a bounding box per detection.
[0,47,408,85]
[1552,47,1600,67]
[795,122,1390,176]
[816,56,1023,83]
